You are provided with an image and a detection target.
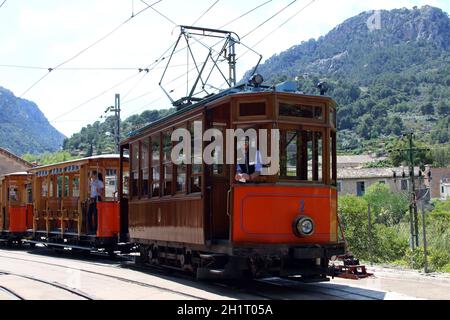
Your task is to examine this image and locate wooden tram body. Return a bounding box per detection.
[28,155,128,250]
[0,172,33,242]
[120,85,345,280]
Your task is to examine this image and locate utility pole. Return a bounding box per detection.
[114,94,121,154]
[406,132,420,248]
[104,94,121,154]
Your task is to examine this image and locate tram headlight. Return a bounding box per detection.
[293,216,315,237]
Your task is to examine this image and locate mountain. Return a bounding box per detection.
[244,5,450,154]
[62,6,450,158]
[0,86,65,155]
[62,109,175,157]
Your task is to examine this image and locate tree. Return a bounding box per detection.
[437,101,450,116]
[432,146,450,168]
[420,102,435,115]
[363,183,409,225]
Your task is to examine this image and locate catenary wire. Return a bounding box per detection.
[192,0,220,26]
[19,0,163,98]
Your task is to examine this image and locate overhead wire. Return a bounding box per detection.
[0,0,6,9]
[140,0,177,26]
[19,0,163,98]
[50,71,143,122]
[121,0,274,107]
[241,0,298,39]
[238,0,316,60]
[192,0,220,26]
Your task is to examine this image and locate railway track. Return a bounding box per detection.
[0,251,208,300]
[0,249,384,300]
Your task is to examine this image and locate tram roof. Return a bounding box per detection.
[125,84,336,140]
[29,154,123,172]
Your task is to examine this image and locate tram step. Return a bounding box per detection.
[199,253,227,260]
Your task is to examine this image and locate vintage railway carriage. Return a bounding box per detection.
[28,155,128,251]
[120,84,345,280]
[0,172,33,243]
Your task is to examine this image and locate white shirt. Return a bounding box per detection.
[90,179,104,198]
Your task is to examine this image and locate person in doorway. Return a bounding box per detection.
[87,171,104,234]
[234,139,262,183]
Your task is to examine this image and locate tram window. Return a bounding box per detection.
[212,127,225,176]
[105,170,117,198]
[141,140,150,197]
[176,165,187,193]
[27,184,33,204]
[131,142,139,198]
[9,186,18,202]
[330,131,337,185]
[190,121,203,193]
[65,176,69,197]
[279,103,323,120]
[72,176,80,198]
[239,102,266,117]
[151,135,161,197]
[57,176,63,198]
[49,177,54,197]
[279,129,323,182]
[330,108,337,128]
[163,132,173,196]
[123,172,130,196]
[41,179,48,197]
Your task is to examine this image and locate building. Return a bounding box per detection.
[337,155,387,169]
[424,166,450,200]
[337,167,422,197]
[0,147,33,176]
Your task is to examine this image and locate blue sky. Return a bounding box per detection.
[0,0,449,137]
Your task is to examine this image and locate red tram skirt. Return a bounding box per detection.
[97,202,120,238]
[8,206,27,233]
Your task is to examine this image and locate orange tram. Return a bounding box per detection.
[0,82,345,281]
[119,82,345,281]
[0,172,33,244]
[0,156,128,251]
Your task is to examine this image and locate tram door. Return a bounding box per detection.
[205,106,230,241]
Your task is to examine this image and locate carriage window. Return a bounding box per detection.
[280,129,323,182]
[105,170,118,199]
[131,142,139,198]
[72,176,80,197]
[239,102,266,117]
[27,184,33,204]
[330,131,337,185]
[163,132,173,196]
[64,176,69,197]
[190,121,203,193]
[9,186,19,202]
[330,108,336,128]
[212,126,225,176]
[57,176,63,198]
[279,103,323,120]
[141,140,150,197]
[151,135,161,197]
[41,179,48,197]
[176,165,187,193]
[49,177,54,197]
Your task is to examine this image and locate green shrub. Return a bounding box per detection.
[404,248,426,270]
[429,248,450,272]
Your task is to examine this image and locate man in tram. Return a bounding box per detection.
[234,138,262,183]
[87,171,104,234]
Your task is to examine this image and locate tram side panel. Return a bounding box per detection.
[128,198,205,245]
[231,185,339,245]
